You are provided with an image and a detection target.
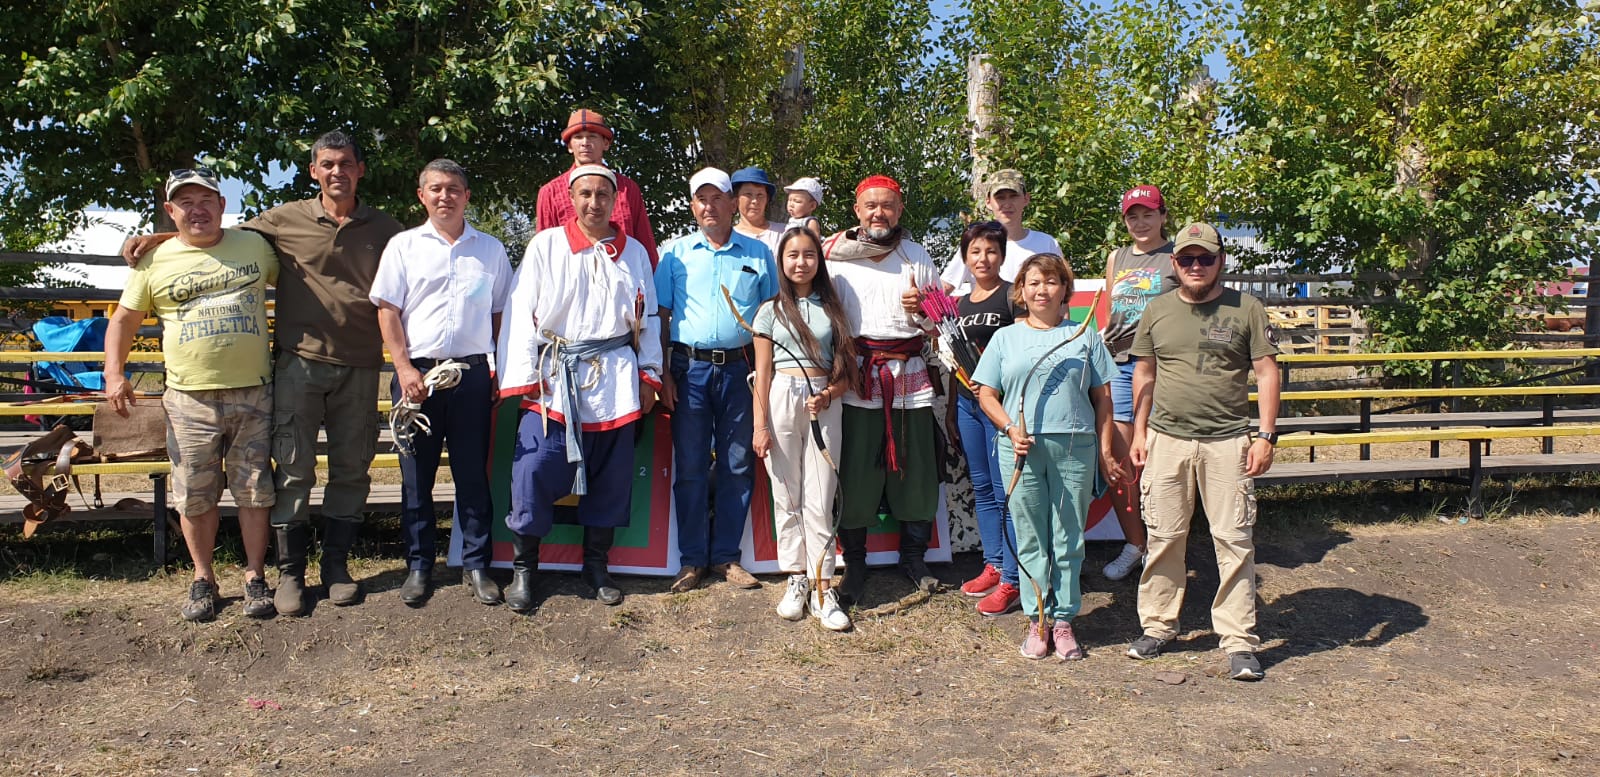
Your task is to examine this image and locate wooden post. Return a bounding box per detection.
[967,53,998,204]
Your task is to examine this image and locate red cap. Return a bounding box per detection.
[855,174,902,197]
[1121,185,1165,214]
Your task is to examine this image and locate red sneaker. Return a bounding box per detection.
[961,564,1001,597]
[976,582,1021,616]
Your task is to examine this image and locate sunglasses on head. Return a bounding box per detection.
[1175,253,1219,268]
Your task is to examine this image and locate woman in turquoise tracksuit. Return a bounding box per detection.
[974,253,1126,660]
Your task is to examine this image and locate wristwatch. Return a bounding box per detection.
[1254,431,1279,445]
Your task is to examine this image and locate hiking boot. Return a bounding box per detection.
[274,524,310,617]
[1019,620,1050,660]
[180,579,218,622]
[1103,543,1145,581]
[1052,620,1085,661]
[505,533,539,614]
[810,589,851,632]
[671,565,705,594]
[976,582,1021,616]
[897,520,938,592]
[776,574,809,620]
[961,564,1001,597]
[241,576,276,619]
[836,528,870,608]
[1229,651,1264,681]
[320,518,363,606]
[1127,634,1169,660]
[714,561,760,589]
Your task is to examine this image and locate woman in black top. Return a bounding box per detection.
[947,221,1027,616]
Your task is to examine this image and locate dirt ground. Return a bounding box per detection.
[4,483,1599,777]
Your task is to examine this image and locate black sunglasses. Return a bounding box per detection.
[1175,253,1219,268]
[167,166,218,181]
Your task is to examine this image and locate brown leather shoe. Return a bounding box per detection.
[714,562,759,589]
[671,565,705,593]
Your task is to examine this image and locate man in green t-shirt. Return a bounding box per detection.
[104,167,280,622]
[1126,221,1280,681]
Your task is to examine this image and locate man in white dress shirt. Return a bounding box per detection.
[371,158,513,607]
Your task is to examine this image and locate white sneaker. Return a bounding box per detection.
[1103,543,1145,581]
[776,574,809,620]
[810,589,851,631]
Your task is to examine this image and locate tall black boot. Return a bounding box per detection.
[505,533,540,614]
[274,523,310,617]
[320,518,363,606]
[582,527,623,605]
[836,527,870,608]
[898,520,938,593]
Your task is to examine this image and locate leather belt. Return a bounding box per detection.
[673,343,748,365]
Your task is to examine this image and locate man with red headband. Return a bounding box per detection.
[535,109,660,267]
[823,175,943,607]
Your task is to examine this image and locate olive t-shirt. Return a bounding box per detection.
[1129,287,1278,438]
[241,197,403,368]
[954,282,1023,400]
[120,230,279,391]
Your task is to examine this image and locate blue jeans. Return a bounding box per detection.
[669,350,755,568]
[1110,360,1137,423]
[392,360,493,571]
[957,393,1017,585]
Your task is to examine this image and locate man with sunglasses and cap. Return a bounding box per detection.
[1126,221,1280,681]
[104,167,279,621]
[536,109,660,267]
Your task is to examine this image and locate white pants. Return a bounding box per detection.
[767,372,842,579]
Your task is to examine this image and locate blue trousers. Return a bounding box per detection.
[509,411,635,537]
[669,351,754,568]
[957,393,1018,585]
[393,361,493,571]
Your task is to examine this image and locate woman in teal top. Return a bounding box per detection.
[973,253,1126,660]
[752,228,859,631]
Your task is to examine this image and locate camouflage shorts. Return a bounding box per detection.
[162,385,275,516]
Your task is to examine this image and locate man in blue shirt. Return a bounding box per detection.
[656,167,778,593]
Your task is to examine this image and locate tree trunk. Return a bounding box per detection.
[967,53,999,205]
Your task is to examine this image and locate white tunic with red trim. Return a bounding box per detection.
[496,220,663,431]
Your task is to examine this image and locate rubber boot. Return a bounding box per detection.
[898,519,939,593]
[582,527,623,605]
[836,527,870,609]
[320,518,363,606]
[505,533,540,614]
[274,523,310,617]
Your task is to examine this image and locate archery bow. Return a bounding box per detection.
[999,288,1104,631]
[718,286,843,588]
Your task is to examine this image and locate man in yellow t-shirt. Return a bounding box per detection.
[103,167,280,622]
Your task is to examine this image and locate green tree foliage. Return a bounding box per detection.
[1226,0,1600,352]
[950,0,1228,272]
[0,0,643,238]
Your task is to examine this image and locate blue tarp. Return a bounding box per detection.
[31,316,108,391]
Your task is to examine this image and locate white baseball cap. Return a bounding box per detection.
[688,167,732,195]
[784,177,824,206]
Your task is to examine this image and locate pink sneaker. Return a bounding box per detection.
[1019,620,1050,659]
[976,582,1021,616]
[961,564,1001,597]
[1052,620,1085,660]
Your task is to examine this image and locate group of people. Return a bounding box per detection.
[108,108,1281,680]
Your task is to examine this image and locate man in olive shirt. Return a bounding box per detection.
[1127,222,1280,681]
[124,131,403,615]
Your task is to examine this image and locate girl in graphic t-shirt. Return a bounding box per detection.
[752,228,859,632]
[945,221,1027,617]
[1098,185,1180,582]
